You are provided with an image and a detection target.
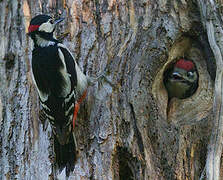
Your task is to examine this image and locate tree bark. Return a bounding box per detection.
[0,0,220,179]
[198,1,223,180]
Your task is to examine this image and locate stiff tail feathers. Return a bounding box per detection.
[54,133,77,176]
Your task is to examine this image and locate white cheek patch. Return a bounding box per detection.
[38,21,54,33]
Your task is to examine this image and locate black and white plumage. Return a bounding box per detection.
[28,15,88,174]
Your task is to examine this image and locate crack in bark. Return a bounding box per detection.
[129,102,145,176]
[94,0,102,40]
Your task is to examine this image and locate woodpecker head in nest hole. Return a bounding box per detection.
[164,58,198,99]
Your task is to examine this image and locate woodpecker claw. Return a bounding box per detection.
[87,73,115,87]
[56,30,70,41]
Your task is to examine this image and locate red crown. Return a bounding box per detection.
[175,59,195,71]
[28,25,40,33]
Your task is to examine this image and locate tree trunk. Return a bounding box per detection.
[0,0,221,179]
[198,1,223,180]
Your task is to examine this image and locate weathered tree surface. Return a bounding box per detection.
[198,1,223,180]
[0,0,222,179]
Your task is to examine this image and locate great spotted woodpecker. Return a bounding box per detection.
[164,59,198,99]
[28,15,88,174]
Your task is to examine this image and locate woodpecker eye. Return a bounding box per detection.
[187,71,194,78]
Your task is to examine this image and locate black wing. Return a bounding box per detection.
[32,44,77,130]
[32,45,66,97]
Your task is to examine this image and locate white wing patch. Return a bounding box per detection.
[65,104,74,116]
[40,102,50,111]
[65,91,75,104]
[58,48,72,97]
[58,43,88,96]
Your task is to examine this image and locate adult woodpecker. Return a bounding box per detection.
[28,15,88,174]
[164,59,198,99]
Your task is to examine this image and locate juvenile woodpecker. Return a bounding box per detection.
[28,15,88,174]
[164,59,198,99]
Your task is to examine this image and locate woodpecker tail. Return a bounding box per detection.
[54,132,77,176]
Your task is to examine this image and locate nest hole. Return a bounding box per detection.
[114,147,141,180]
[152,37,214,125]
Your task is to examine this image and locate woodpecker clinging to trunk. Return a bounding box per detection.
[164,59,198,99]
[28,15,88,174]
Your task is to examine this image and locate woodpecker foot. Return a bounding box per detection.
[87,73,115,87]
[56,30,70,41]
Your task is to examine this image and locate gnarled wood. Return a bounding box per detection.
[198,0,223,179]
[0,0,220,179]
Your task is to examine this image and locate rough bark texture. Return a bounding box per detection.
[198,1,223,180]
[0,0,221,179]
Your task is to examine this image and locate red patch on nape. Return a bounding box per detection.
[28,25,40,33]
[175,59,195,71]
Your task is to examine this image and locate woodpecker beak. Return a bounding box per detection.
[54,18,65,25]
